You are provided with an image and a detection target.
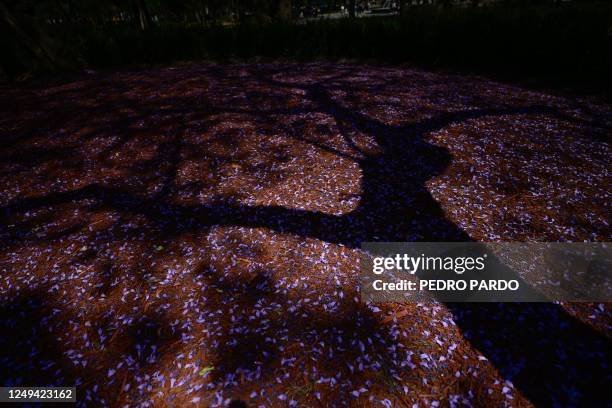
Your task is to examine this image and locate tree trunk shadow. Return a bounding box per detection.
[0,64,609,405]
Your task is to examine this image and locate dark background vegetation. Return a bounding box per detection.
[1,0,611,90]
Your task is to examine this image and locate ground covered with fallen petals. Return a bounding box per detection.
[0,62,610,407]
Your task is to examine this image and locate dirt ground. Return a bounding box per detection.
[0,62,610,407]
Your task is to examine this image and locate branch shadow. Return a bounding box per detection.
[0,63,609,405]
[0,287,183,406]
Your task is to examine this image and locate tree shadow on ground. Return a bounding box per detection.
[0,63,610,405]
[194,259,422,406]
[0,288,183,405]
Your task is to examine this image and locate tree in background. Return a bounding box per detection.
[133,0,152,30]
[1,0,603,81]
[0,0,73,78]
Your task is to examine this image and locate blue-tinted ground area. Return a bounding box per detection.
[0,62,610,406]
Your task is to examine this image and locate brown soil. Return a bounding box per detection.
[0,62,610,407]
